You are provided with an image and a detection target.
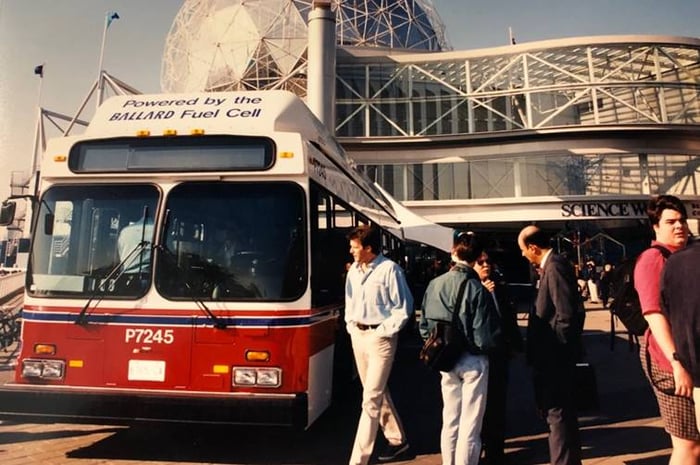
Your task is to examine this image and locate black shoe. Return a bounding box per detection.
[377,442,409,462]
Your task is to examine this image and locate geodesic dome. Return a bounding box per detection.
[161,0,451,95]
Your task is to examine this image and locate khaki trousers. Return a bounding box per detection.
[348,328,406,465]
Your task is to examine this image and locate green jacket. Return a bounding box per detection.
[419,263,497,345]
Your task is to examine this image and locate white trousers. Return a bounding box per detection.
[440,352,489,465]
[587,279,599,302]
[348,328,406,465]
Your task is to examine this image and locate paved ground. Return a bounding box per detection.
[388,303,672,465]
[0,302,672,464]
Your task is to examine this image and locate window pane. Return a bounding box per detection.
[69,136,274,172]
[156,182,307,301]
[29,184,159,298]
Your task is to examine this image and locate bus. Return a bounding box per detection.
[0,90,452,428]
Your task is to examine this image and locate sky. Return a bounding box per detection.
[0,0,698,201]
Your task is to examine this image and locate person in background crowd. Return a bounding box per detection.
[585,260,600,304]
[344,224,412,465]
[474,250,524,465]
[661,236,700,441]
[635,195,700,464]
[518,225,584,465]
[598,263,613,308]
[419,231,495,465]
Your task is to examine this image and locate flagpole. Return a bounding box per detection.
[96,14,110,110]
[25,64,46,233]
[30,64,45,180]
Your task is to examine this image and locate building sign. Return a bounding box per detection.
[419,197,700,224]
[560,200,700,219]
[561,201,647,218]
[690,201,700,218]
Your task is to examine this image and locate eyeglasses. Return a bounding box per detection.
[477,258,491,266]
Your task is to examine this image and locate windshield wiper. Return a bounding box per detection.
[155,243,227,329]
[76,205,152,326]
[75,240,152,326]
[155,209,226,329]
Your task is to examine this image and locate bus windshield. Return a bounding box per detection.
[28,184,159,298]
[28,182,308,302]
[155,182,307,301]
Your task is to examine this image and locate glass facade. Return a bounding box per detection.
[336,37,700,201]
[359,153,700,201]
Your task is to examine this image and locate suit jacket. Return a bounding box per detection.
[527,252,585,368]
[491,277,524,355]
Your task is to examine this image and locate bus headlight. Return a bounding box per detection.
[21,361,43,378]
[256,368,281,387]
[232,367,281,388]
[22,359,65,379]
[232,368,256,386]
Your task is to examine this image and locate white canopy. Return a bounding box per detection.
[374,183,454,253]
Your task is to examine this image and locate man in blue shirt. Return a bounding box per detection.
[345,224,413,465]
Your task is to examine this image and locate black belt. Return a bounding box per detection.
[356,323,380,331]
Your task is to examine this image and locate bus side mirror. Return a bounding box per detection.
[0,201,16,226]
[44,213,55,235]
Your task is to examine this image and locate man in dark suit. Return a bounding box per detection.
[517,225,584,465]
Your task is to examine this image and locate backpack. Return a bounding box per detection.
[610,245,671,337]
[420,279,469,372]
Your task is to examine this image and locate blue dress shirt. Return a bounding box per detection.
[344,254,414,338]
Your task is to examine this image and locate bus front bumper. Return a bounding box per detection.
[0,383,308,428]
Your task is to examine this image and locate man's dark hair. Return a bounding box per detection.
[453,231,484,263]
[521,227,551,249]
[647,195,687,226]
[347,224,381,254]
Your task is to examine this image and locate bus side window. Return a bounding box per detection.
[281,228,306,298]
[310,184,348,306]
[311,229,347,306]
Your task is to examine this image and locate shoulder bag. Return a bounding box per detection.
[419,278,468,372]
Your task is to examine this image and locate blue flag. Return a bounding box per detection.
[107,11,120,28]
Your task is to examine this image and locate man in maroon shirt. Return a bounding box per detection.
[634,195,700,463]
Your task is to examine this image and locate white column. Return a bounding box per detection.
[307,0,336,133]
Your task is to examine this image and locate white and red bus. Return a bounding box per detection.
[0,91,452,428]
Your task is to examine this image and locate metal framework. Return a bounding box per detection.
[7,71,138,246]
[161,0,449,94]
[334,36,700,202]
[335,36,700,137]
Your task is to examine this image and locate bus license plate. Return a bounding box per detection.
[128,360,166,382]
